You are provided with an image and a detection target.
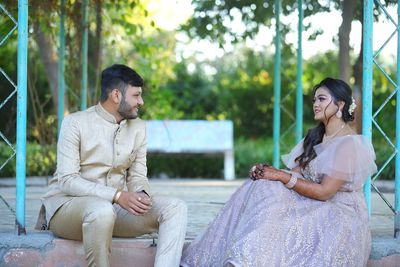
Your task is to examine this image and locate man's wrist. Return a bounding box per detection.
[140,190,149,197]
[113,190,122,204]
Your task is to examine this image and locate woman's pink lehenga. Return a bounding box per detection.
[181,135,377,267]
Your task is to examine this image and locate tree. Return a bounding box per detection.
[181,0,397,132]
[182,0,395,80]
[0,0,183,143]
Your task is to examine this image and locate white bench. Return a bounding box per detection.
[146,120,235,180]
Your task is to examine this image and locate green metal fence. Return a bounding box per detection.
[362,0,399,238]
[0,0,28,235]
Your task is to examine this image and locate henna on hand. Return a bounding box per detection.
[249,163,270,180]
[260,166,287,181]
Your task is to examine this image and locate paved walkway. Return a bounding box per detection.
[0,177,396,239]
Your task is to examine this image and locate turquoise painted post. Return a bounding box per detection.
[58,0,66,136]
[296,0,303,143]
[395,0,400,238]
[273,0,281,168]
[80,0,88,110]
[362,0,373,216]
[15,0,28,235]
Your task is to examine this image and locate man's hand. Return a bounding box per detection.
[117,191,152,216]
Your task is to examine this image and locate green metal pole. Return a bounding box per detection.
[16,0,28,235]
[273,0,281,168]
[296,0,303,143]
[362,0,373,216]
[394,0,400,238]
[80,0,88,110]
[58,0,66,136]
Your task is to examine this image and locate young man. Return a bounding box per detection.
[36,64,187,267]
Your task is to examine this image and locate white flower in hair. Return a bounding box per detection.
[348,97,357,115]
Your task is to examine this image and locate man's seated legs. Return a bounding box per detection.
[49,195,187,267]
[49,196,116,267]
[113,195,187,267]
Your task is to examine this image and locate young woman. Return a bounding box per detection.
[181,77,377,267]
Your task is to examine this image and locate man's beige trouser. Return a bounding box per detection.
[49,195,187,267]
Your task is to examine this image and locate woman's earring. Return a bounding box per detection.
[336,110,342,118]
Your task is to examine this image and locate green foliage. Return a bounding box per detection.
[147,137,273,179]
[183,0,332,45]
[0,142,56,177]
[158,57,220,120]
[148,153,224,178]
[234,137,274,177]
[0,134,394,180]
[161,47,340,140]
[372,136,395,181]
[161,48,275,137]
[141,88,184,120]
[102,4,178,92]
[0,0,397,182]
[302,51,340,94]
[149,136,396,180]
[0,20,18,140]
[183,0,397,47]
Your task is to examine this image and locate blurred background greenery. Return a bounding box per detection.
[0,0,397,179]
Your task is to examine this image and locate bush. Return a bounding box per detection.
[372,136,396,181]
[0,138,394,181]
[148,153,224,178]
[148,138,276,178]
[234,137,274,177]
[0,142,56,177]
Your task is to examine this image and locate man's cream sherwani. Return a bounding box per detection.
[36,103,187,267]
[39,103,150,225]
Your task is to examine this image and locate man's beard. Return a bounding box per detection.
[118,97,138,120]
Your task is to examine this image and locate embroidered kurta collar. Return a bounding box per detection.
[95,103,127,125]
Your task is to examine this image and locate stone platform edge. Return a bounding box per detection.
[0,231,156,267]
[0,231,399,267]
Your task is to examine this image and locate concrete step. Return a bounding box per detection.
[0,231,156,267]
[367,254,400,267]
[367,236,400,267]
[1,231,399,267]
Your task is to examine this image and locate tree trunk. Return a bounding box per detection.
[88,0,103,105]
[338,0,357,84]
[33,20,70,113]
[33,20,58,108]
[353,0,364,134]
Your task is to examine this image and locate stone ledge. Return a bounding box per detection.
[0,231,156,267]
[370,236,400,259]
[0,231,399,267]
[367,235,400,267]
[367,254,400,267]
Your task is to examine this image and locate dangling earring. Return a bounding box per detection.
[336,110,342,118]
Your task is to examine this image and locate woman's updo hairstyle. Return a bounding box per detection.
[295,77,354,169]
[318,77,355,122]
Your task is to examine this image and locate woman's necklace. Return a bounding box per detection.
[323,123,346,142]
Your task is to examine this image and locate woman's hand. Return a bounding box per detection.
[260,166,287,181]
[249,163,270,180]
[249,164,289,182]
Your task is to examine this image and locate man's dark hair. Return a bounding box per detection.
[100,64,144,102]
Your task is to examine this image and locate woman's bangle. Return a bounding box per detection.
[113,190,122,204]
[285,174,297,189]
